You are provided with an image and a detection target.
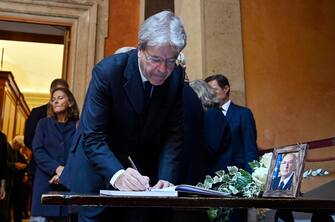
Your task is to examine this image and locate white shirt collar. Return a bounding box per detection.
[280,172,294,185]
[138,60,154,97]
[138,60,148,84]
[221,100,231,115]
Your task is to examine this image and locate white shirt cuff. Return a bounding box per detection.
[110,169,125,188]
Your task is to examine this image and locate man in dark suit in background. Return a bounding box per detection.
[61,10,187,222]
[205,74,259,173]
[205,74,258,222]
[24,78,69,182]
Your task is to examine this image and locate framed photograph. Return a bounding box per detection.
[263,144,307,198]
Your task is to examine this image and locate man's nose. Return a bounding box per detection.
[157,61,168,73]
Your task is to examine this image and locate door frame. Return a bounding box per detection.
[0,0,108,107]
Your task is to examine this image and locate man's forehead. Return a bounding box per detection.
[283,154,296,161]
[209,81,222,90]
[146,44,178,53]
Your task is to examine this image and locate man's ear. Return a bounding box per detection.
[138,46,143,58]
[223,85,230,94]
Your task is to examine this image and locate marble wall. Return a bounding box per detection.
[175,0,246,105]
[241,0,335,150]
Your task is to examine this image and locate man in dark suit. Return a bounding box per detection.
[61,10,187,222]
[205,74,258,222]
[271,153,297,190]
[24,79,69,182]
[205,74,259,173]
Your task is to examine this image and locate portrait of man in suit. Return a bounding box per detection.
[271,152,298,191]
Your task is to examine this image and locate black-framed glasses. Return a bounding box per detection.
[142,51,177,68]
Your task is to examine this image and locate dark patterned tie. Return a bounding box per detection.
[144,81,153,105]
[144,81,152,100]
[278,181,285,190]
[219,107,226,116]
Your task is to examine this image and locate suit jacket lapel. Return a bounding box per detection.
[123,50,145,114]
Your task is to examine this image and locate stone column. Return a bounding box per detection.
[175,0,246,105]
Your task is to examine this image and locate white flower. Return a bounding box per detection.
[252,166,269,188]
[304,168,329,179]
[259,152,272,168]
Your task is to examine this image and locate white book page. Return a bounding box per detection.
[150,186,177,192]
[100,189,178,197]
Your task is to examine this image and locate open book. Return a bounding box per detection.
[100,184,230,197]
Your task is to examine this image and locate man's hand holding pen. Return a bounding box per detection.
[114,156,174,191]
[114,168,150,191]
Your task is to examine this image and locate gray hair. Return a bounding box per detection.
[114,46,136,54]
[138,11,187,52]
[189,80,220,110]
[10,135,25,149]
[176,52,186,68]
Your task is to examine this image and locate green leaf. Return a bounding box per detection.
[207,208,219,221]
[196,182,205,188]
[215,170,226,177]
[227,166,238,175]
[213,176,222,183]
[228,185,239,195]
[249,160,260,170]
[205,175,214,183]
[236,176,249,187]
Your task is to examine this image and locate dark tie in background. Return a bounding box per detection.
[219,107,225,116]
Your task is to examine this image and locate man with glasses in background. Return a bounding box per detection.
[62,10,187,222]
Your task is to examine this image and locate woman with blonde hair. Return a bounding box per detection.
[31,87,79,222]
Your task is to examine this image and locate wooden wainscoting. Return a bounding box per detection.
[0,71,30,140]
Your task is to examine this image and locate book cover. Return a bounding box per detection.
[174,185,230,197]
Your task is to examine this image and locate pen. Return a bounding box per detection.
[128,156,138,171]
[128,156,150,190]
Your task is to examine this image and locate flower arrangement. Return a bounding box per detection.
[197,153,273,198]
[196,152,329,222]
